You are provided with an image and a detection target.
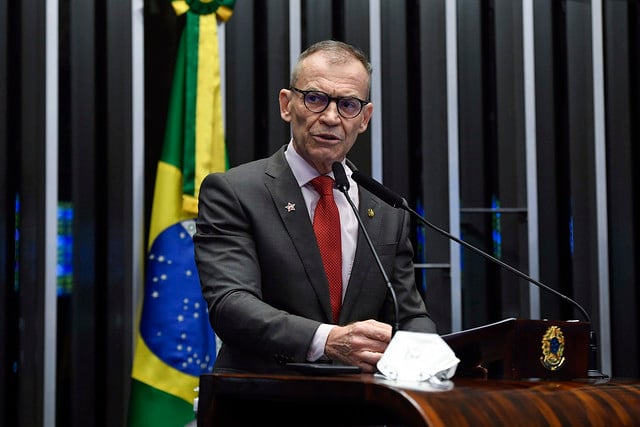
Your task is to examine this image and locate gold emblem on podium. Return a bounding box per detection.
[540,326,566,371]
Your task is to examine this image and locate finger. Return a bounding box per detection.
[358,349,385,366]
[352,350,384,373]
[358,362,378,374]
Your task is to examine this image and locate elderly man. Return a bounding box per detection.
[194,40,436,374]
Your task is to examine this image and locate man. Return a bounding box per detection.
[194,40,436,375]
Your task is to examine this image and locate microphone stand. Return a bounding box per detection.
[401,200,605,379]
[351,170,607,379]
[332,163,400,335]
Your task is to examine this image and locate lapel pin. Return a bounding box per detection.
[285,202,296,212]
[367,208,374,218]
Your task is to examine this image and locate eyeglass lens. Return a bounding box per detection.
[303,91,363,118]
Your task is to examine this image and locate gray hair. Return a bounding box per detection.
[289,40,372,94]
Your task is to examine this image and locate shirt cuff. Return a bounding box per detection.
[306,324,335,361]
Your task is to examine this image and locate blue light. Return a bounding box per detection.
[57,202,74,296]
[415,198,427,294]
[492,195,502,258]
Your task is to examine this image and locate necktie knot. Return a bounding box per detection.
[311,175,335,197]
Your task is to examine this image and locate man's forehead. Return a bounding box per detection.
[298,55,369,87]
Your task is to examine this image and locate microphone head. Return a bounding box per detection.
[332,162,350,192]
[351,170,406,208]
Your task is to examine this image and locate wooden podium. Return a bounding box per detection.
[197,319,640,426]
[198,373,640,426]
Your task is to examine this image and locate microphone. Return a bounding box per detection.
[332,162,400,335]
[351,169,606,378]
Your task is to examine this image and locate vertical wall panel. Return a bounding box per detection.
[18,1,48,425]
[605,0,638,377]
[105,0,134,423]
[591,0,611,376]
[0,0,14,421]
[69,0,99,423]
[629,0,640,377]
[565,1,599,321]
[369,0,383,179]
[522,0,541,319]
[262,0,292,156]
[418,0,451,332]
[44,0,59,423]
[143,0,180,231]
[302,0,333,46]
[445,0,462,331]
[380,0,411,198]
[225,0,258,165]
[457,0,492,328]
[406,0,423,209]
[342,0,371,171]
[535,0,566,321]
[494,0,528,318]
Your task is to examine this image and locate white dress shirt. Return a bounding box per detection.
[284,141,360,361]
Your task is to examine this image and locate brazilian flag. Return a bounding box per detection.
[128,1,235,426]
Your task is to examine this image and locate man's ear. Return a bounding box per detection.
[358,103,374,134]
[279,89,292,123]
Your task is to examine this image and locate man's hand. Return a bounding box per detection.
[325,319,392,373]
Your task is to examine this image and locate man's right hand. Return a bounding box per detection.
[324,319,393,373]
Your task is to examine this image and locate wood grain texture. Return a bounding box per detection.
[199,373,640,426]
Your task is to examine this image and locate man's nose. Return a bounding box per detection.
[320,99,342,122]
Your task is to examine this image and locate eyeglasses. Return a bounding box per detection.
[291,87,369,119]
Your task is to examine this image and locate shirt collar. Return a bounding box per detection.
[284,140,348,187]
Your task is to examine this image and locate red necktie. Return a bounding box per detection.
[310,176,342,323]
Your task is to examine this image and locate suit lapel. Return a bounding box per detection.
[263,147,334,322]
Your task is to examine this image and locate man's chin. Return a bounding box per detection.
[312,158,342,174]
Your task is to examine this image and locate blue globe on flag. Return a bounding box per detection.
[140,219,216,376]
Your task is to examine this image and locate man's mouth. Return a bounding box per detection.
[313,132,341,142]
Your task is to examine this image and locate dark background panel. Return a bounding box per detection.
[225,0,259,166]
[605,0,639,377]
[342,0,372,171]
[104,0,134,423]
[0,0,15,421]
[303,0,333,47]
[144,0,181,233]
[457,0,492,329]
[535,0,566,322]
[262,0,292,156]
[494,0,528,319]
[17,2,48,425]
[565,0,599,322]
[380,0,411,200]
[68,0,100,424]
[4,2,640,425]
[417,0,451,332]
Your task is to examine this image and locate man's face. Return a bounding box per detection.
[279,52,373,174]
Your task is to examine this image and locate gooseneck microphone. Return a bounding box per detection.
[332,162,400,335]
[351,169,606,378]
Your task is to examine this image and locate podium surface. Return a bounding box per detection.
[198,372,640,426]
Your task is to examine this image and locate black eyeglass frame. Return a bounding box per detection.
[291,87,370,119]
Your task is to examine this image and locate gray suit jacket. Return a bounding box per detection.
[194,145,436,374]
